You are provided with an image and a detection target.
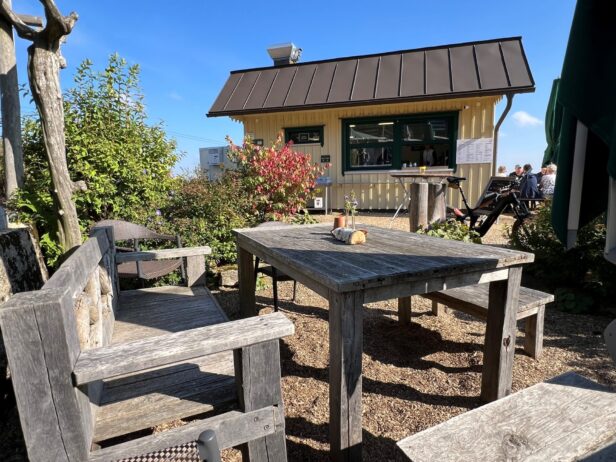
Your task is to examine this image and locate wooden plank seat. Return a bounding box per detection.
[419,284,553,359]
[0,227,295,462]
[396,372,616,461]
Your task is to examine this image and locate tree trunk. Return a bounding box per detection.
[0,0,24,199]
[27,40,81,251]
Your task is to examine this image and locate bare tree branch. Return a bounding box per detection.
[0,1,37,41]
[39,0,77,39]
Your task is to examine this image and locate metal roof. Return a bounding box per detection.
[207,37,534,117]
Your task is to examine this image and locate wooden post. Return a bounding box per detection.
[397,296,412,326]
[0,9,42,198]
[481,266,522,402]
[409,182,429,232]
[238,245,256,318]
[235,339,287,461]
[0,1,23,197]
[186,255,206,287]
[427,183,447,224]
[524,307,545,360]
[329,290,364,461]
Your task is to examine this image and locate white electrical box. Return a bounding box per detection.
[199,146,234,181]
[313,197,323,209]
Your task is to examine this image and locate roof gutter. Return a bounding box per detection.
[492,93,514,176]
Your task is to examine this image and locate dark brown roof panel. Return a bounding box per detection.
[375,54,401,99]
[284,64,316,106]
[425,48,451,95]
[244,69,278,110]
[225,71,260,111]
[500,40,533,88]
[449,46,480,92]
[474,42,509,90]
[209,73,242,113]
[400,51,425,97]
[264,67,296,108]
[351,57,379,101]
[208,37,535,117]
[328,60,357,103]
[305,62,336,104]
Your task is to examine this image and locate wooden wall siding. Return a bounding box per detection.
[238,96,499,209]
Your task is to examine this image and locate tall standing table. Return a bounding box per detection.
[390,170,453,231]
[234,224,534,461]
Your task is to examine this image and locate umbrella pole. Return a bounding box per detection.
[566,120,588,248]
[606,177,616,264]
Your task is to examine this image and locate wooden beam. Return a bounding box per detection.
[73,312,295,384]
[115,246,211,263]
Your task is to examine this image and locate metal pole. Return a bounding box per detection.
[492,93,514,176]
[197,430,222,462]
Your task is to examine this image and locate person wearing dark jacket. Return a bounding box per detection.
[519,164,542,209]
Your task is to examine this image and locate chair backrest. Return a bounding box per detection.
[93,219,174,242]
[0,227,118,461]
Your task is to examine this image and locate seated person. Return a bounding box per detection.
[518,164,542,202]
[539,163,557,197]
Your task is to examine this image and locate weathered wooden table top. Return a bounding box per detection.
[235,224,534,293]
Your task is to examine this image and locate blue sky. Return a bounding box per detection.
[13,0,576,173]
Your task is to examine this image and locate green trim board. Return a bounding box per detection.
[341,112,459,173]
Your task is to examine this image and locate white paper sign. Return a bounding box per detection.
[456,138,494,164]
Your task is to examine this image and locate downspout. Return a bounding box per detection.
[492,93,514,176]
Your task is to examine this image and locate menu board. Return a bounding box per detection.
[456,138,493,164]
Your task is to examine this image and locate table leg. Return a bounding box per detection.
[238,246,257,318]
[329,290,364,461]
[409,183,429,232]
[398,296,412,326]
[481,266,522,402]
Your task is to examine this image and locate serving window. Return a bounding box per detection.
[343,113,458,172]
[285,125,324,146]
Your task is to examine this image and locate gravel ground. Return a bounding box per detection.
[1,212,614,461]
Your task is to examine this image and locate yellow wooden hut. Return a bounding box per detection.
[208,37,534,209]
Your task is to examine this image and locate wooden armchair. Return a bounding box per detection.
[0,226,294,461]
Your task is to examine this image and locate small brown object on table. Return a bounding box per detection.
[390,170,453,232]
[234,223,534,461]
[396,372,616,461]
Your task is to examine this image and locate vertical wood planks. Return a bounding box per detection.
[481,265,523,402]
[0,296,69,461]
[235,340,287,461]
[329,290,364,461]
[409,183,429,232]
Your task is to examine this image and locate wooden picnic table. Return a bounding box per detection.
[390,170,453,231]
[234,224,534,461]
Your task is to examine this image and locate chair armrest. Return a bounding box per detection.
[115,246,211,263]
[72,312,294,385]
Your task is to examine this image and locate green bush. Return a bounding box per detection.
[12,54,179,266]
[163,171,254,265]
[417,219,482,244]
[510,203,616,313]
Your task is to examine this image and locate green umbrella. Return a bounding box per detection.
[542,79,561,166]
[551,0,616,263]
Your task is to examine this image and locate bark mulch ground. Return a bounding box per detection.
[1,212,614,461]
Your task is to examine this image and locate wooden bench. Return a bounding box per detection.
[396,372,616,461]
[0,226,294,462]
[406,284,553,359]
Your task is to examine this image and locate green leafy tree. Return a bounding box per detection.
[14,54,179,265]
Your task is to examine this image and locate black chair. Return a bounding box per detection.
[92,219,186,282]
[253,222,297,311]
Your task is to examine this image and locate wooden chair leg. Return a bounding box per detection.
[272,270,279,312]
[524,306,545,359]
